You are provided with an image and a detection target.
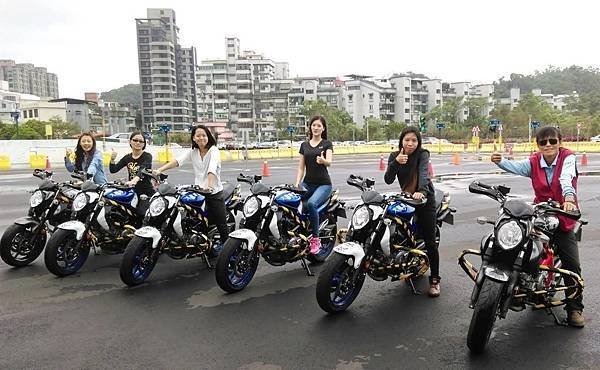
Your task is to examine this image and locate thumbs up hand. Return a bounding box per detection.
[316,151,326,165]
[110,148,118,162]
[65,148,73,158]
[491,152,502,164]
[396,148,408,164]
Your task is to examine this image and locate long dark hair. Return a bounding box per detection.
[74,132,97,170]
[398,126,424,176]
[190,125,216,150]
[129,131,146,150]
[308,115,328,140]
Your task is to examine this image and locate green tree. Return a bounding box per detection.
[363,117,386,141]
[385,121,406,140]
[49,117,81,139]
[302,99,358,141]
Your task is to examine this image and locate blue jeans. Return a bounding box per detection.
[301,182,332,237]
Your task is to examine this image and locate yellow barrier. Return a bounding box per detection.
[0,155,10,170]
[211,142,600,162]
[157,150,174,163]
[102,152,112,166]
[29,154,47,169]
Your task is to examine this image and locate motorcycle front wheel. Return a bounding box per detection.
[215,238,259,293]
[120,236,158,286]
[316,253,365,313]
[44,229,90,277]
[0,224,47,267]
[467,278,504,354]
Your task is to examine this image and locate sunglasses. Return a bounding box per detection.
[538,138,558,146]
[131,139,145,144]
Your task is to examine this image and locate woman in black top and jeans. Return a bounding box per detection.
[294,116,334,255]
[384,126,440,297]
[109,131,154,213]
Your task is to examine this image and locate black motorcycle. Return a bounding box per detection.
[215,173,346,293]
[119,169,240,286]
[0,169,81,267]
[44,175,149,277]
[458,181,586,353]
[316,174,455,313]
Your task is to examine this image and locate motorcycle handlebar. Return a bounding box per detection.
[140,168,168,183]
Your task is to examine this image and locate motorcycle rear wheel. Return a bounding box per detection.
[467,278,504,354]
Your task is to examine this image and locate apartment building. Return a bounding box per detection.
[136,8,196,132]
[196,37,292,140]
[0,60,59,98]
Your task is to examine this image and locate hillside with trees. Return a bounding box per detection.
[100,84,141,107]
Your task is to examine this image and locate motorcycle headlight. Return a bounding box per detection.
[351,205,370,230]
[149,197,167,217]
[29,190,44,208]
[72,193,89,212]
[496,220,523,250]
[243,196,260,218]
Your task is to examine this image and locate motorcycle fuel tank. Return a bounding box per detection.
[386,201,415,218]
[275,191,301,208]
[180,191,206,208]
[105,188,136,205]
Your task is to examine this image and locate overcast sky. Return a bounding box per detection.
[1,0,597,98]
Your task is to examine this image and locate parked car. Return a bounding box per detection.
[589,135,600,142]
[105,132,132,143]
[422,136,439,144]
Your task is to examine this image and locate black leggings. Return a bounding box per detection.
[415,198,439,280]
[205,191,229,241]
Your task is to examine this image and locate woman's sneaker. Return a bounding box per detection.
[309,236,321,254]
[428,277,441,297]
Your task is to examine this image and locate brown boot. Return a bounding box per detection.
[567,310,585,328]
[428,277,440,298]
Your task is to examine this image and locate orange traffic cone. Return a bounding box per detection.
[379,154,385,171]
[45,156,51,170]
[451,153,460,165]
[427,161,434,179]
[262,160,271,177]
[580,152,588,166]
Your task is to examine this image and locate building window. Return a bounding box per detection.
[436,89,441,94]
[405,119,410,123]
[369,104,373,111]
[368,93,373,100]
[464,91,469,96]
[348,94,353,102]
[405,87,410,92]
[405,98,410,103]
[405,109,410,113]
[34,109,38,117]
[436,100,441,104]
[306,89,314,94]
[23,110,28,118]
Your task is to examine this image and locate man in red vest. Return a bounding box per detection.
[491,126,584,327]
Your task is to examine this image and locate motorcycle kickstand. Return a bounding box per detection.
[546,308,568,326]
[203,254,214,270]
[406,277,422,295]
[300,257,314,276]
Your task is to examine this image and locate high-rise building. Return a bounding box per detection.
[135,8,197,132]
[196,37,291,140]
[0,60,59,98]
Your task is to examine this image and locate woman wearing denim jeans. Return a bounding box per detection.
[294,115,333,255]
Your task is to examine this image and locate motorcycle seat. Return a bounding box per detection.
[221,183,235,203]
[434,189,445,212]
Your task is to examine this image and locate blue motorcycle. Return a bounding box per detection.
[215,173,346,293]
[119,169,241,286]
[315,174,455,313]
[44,173,148,277]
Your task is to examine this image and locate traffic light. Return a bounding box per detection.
[419,115,427,133]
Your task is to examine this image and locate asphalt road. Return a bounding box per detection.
[1,153,600,369]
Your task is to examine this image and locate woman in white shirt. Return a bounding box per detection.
[155,125,228,250]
